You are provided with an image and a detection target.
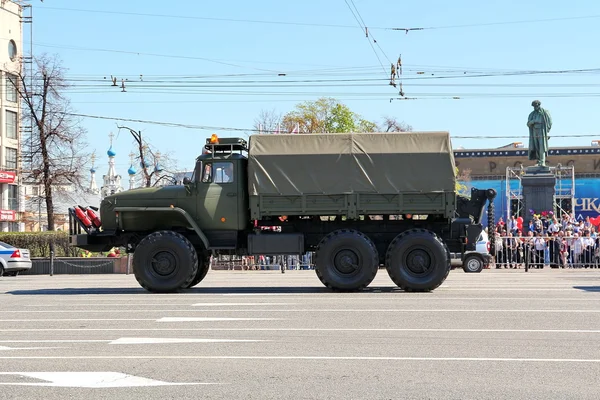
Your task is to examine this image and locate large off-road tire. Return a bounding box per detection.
[133,231,198,293]
[385,229,450,292]
[314,229,379,291]
[185,254,210,288]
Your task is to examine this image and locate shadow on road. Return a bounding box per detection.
[572,286,600,292]
[6,286,405,295]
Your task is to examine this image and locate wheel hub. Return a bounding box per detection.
[151,251,178,276]
[333,249,360,275]
[405,249,432,275]
[467,259,480,271]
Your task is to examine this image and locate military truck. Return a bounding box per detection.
[69,131,496,293]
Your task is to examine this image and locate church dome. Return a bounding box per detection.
[107,147,116,157]
[128,165,137,175]
[90,167,96,173]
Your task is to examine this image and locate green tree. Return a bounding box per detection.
[281,97,377,133]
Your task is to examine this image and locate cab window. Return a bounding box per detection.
[201,162,234,184]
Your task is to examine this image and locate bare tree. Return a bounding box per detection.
[15,53,91,231]
[253,108,282,134]
[380,116,413,132]
[117,125,178,187]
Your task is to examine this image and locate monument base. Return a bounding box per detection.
[521,165,556,233]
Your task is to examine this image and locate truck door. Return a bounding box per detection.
[197,160,240,242]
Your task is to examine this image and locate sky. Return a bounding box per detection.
[20,0,600,179]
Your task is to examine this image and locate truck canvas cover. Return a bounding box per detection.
[247,131,457,196]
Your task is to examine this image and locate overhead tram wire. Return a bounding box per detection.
[347,0,394,66]
[37,6,600,32]
[54,111,600,140]
[343,0,388,76]
[29,39,600,80]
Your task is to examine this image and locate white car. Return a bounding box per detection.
[450,231,491,273]
[0,241,31,277]
[462,231,491,273]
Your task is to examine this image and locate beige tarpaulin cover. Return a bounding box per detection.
[247,131,457,196]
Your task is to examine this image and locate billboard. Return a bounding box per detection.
[0,171,16,184]
[471,178,599,226]
[0,210,16,222]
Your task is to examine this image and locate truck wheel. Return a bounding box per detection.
[185,255,210,288]
[385,229,450,292]
[133,231,198,293]
[462,254,484,273]
[314,229,379,291]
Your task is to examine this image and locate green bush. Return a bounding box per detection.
[0,232,78,258]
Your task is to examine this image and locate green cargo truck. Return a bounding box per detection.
[69,131,496,293]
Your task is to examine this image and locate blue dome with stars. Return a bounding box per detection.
[107,147,116,157]
[128,165,137,175]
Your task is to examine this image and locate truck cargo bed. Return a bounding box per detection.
[247,131,457,219]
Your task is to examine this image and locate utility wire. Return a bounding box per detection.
[55,111,600,139]
[33,43,281,73]
[343,0,387,76]
[37,6,600,32]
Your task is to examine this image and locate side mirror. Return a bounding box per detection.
[183,177,191,185]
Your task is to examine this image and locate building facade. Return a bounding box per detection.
[0,1,23,231]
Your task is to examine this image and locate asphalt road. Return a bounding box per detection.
[0,268,599,399]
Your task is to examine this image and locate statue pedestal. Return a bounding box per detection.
[521,166,556,233]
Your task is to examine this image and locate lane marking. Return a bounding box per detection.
[0,317,286,322]
[2,328,600,333]
[0,340,107,343]
[0,356,599,363]
[21,297,600,305]
[5,309,600,314]
[0,372,218,387]
[0,346,63,351]
[109,337,268,345]
[0,319,155,322]
[191,303,298,306]
[157,317,285,322]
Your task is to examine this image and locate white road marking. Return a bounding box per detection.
[0,319,155,322]
[21,297,600,304]
[191,302,298,306]
[5,308,600,314]
[157,317,285,322]
[0,346,63,351]
[0,372,217,387]
[0,356,599,363]
[2,328,600,333]
[109,337,267,345]
[0,340,107,343]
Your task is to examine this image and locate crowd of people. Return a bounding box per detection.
[492,212,600,268]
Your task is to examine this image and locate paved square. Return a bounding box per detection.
[0,268,599,399]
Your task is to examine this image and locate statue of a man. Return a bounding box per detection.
[527,100,552,167]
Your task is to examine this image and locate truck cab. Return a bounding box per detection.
[184,135,250,248]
